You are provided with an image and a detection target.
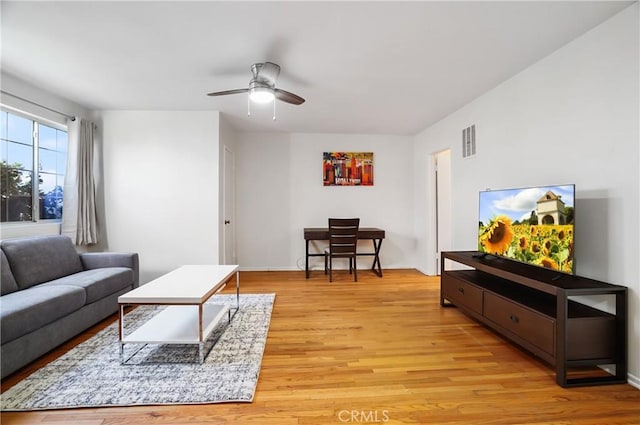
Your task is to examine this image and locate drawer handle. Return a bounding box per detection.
[509,314,520,324]
[458,287,465,294]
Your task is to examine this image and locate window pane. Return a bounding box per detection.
[1,140,7,162]
[7,114,33,145]
[40,195,63,219]
[39,172,63,219]
[13,169,32,196]
[57,151,67,174]
[39,147,57,173]
[57,130,68,153]
[2,165,23,197]
[6,194,33,221]
[0,111,7,139]
[39,172,57,193]
[56,172,64,220]
[39,124,57,150]
[2,169,33,222]
[7,141,33,170]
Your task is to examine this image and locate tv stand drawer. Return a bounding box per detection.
[442,274,483,315]
[483,292,555,357]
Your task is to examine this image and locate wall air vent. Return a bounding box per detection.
[462,125,476,158]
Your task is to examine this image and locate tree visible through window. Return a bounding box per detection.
[0,110,67,222]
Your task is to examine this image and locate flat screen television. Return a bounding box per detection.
[478,184,575,274]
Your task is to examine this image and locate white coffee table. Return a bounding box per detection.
[118,265,240,364]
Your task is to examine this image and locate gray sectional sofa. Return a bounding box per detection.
[1,235,139,379]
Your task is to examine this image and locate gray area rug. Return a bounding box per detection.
[1,293,275,410]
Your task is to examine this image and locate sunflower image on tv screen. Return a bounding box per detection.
[478,185,575,274]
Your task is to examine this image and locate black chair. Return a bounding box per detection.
[324,218,360,282]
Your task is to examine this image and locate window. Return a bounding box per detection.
[0,110,67,222]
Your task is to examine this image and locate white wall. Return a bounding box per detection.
[99,111,221,284]
[0,72,92,240]
[236,132,415,271]
[413,4,639,386]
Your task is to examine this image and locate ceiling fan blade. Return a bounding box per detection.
[274,88,305,105]
[258,62,280,85]
[207,88,249,97]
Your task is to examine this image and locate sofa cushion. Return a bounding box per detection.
[44,268,134,304]
[0,285,86,344]
[1,250,19,295]
[1,235,83,289]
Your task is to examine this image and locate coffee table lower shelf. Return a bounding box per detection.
[120,303,232,364]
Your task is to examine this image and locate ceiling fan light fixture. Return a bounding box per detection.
[207,62,304,111]
[249,86,275,104]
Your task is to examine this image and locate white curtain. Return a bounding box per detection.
[61,118,98,245]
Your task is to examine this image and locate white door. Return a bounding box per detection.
[435,149,452,274]
[223,146,236,265]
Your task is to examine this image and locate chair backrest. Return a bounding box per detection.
[328,218,360,255]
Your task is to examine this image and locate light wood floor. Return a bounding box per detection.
[2,269,639,425]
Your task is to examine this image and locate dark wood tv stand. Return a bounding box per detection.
[440,251,627,387]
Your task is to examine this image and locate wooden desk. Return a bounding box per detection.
[304,227,385,278]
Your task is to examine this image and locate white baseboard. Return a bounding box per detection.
[627,372,640,389]
[238,266,300,272]
[238,265,417,272]
[415,266,433,276]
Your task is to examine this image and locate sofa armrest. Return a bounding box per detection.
[80,252,140,288]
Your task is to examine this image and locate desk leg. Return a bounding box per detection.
[372,238,383,277]
[305,239,310,279]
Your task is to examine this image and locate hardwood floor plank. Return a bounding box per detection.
[2,270,639,425]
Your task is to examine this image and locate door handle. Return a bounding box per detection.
[224,220,230,225]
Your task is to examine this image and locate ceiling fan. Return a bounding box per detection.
[207,62,305,120]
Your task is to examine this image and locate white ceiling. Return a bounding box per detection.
[1,1,634,135]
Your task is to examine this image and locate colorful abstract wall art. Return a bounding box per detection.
[323,152,374,186]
